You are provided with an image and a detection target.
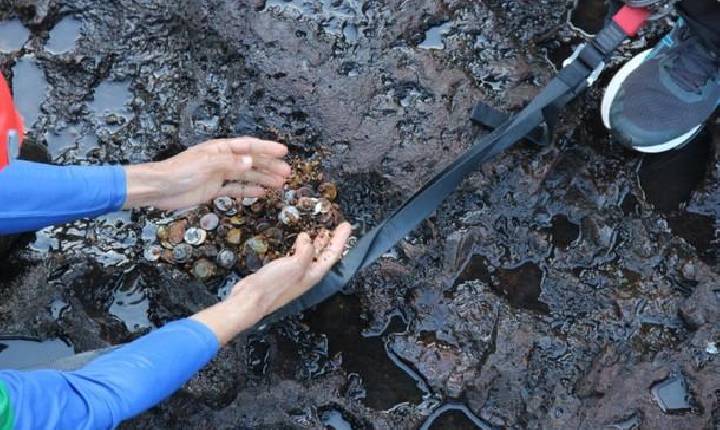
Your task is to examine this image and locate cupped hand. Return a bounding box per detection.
[191,222,353,345]
[123,137,290,210]
[230,222,353,313]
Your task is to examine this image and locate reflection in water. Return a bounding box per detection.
[0,20,30,53]
[0,337,74,369]
[419,22,452,50]
[12,55,48,129]
[46,16,82,54]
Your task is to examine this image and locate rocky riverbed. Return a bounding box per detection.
[1,0,720,429]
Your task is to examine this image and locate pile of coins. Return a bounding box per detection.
[144,157,344,280]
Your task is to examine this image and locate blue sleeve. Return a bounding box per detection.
[0,319,219,430]
[0,160,127,234]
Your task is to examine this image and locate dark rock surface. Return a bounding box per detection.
[1,0,720,429]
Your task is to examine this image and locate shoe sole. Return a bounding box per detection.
[600,49,701,153]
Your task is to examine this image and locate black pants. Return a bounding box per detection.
[679,0,720,52]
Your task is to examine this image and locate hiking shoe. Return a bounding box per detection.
[601,18,720,153]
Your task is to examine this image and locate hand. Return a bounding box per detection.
[191,222,353,345]
[123,137,290,210]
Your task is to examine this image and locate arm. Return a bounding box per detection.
[0,223,352,430]
[0,138,290,235]
[0,161,126,234]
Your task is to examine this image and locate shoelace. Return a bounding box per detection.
[666,26,720,94]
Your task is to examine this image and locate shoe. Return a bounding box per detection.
[601,18,720,153]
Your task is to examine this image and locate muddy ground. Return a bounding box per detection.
[1,0,720,429]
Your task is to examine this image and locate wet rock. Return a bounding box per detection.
[4,0,719,428]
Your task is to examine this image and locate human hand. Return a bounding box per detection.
[123,137,290,210]
[191,222,353,345]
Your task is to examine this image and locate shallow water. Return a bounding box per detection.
[304,294,424,410]
[0,337,74,369]
[0,19,29,53]
[12,55,48,129]
[419,22,452,50]
[321,409,353,430]
[45,16,82,54]
[109,271,153,332]
[88,80,134,129]
[651,375,692,414]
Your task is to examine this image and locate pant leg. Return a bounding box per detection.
[679,0,720,52]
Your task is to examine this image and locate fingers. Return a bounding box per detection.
[198,138,288,157]
[216,183,266,199]
[313,230,330,254]
[308,223,352,281]
[238,170,286,189]
[292,232,315,267]
[252,156,292,177]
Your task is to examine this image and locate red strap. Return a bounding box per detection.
[613,6,651,37]
[0,74,23,170]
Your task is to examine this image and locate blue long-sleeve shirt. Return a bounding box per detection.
[0,161,126,234]
[0,161,221,429]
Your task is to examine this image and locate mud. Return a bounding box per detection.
[1,0,720,429]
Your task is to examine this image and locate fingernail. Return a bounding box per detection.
[242,156,252,167]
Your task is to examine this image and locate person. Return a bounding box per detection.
[602,0,720,153]
[0,74,352,427]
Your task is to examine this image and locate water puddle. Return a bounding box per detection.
[495,262,548,312]
[454,254,491,287]
[44,127,81,160]
[651,374,693,414]
[304,294,424,410]
[419,22,452,50]
[455,257,548,313]
[666,212,717,264]
[419,404,493,430]
[0,336,74,369]
[551,214,580,249]
[88,80,134,129]
[569,0,609,36]
[45,16,82,54]
[12,55,48,130]
[108,267,153,331]
[0,19,30,53]
[638,135,712,214]
[30,226,60,253]
[320,408,353,430]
